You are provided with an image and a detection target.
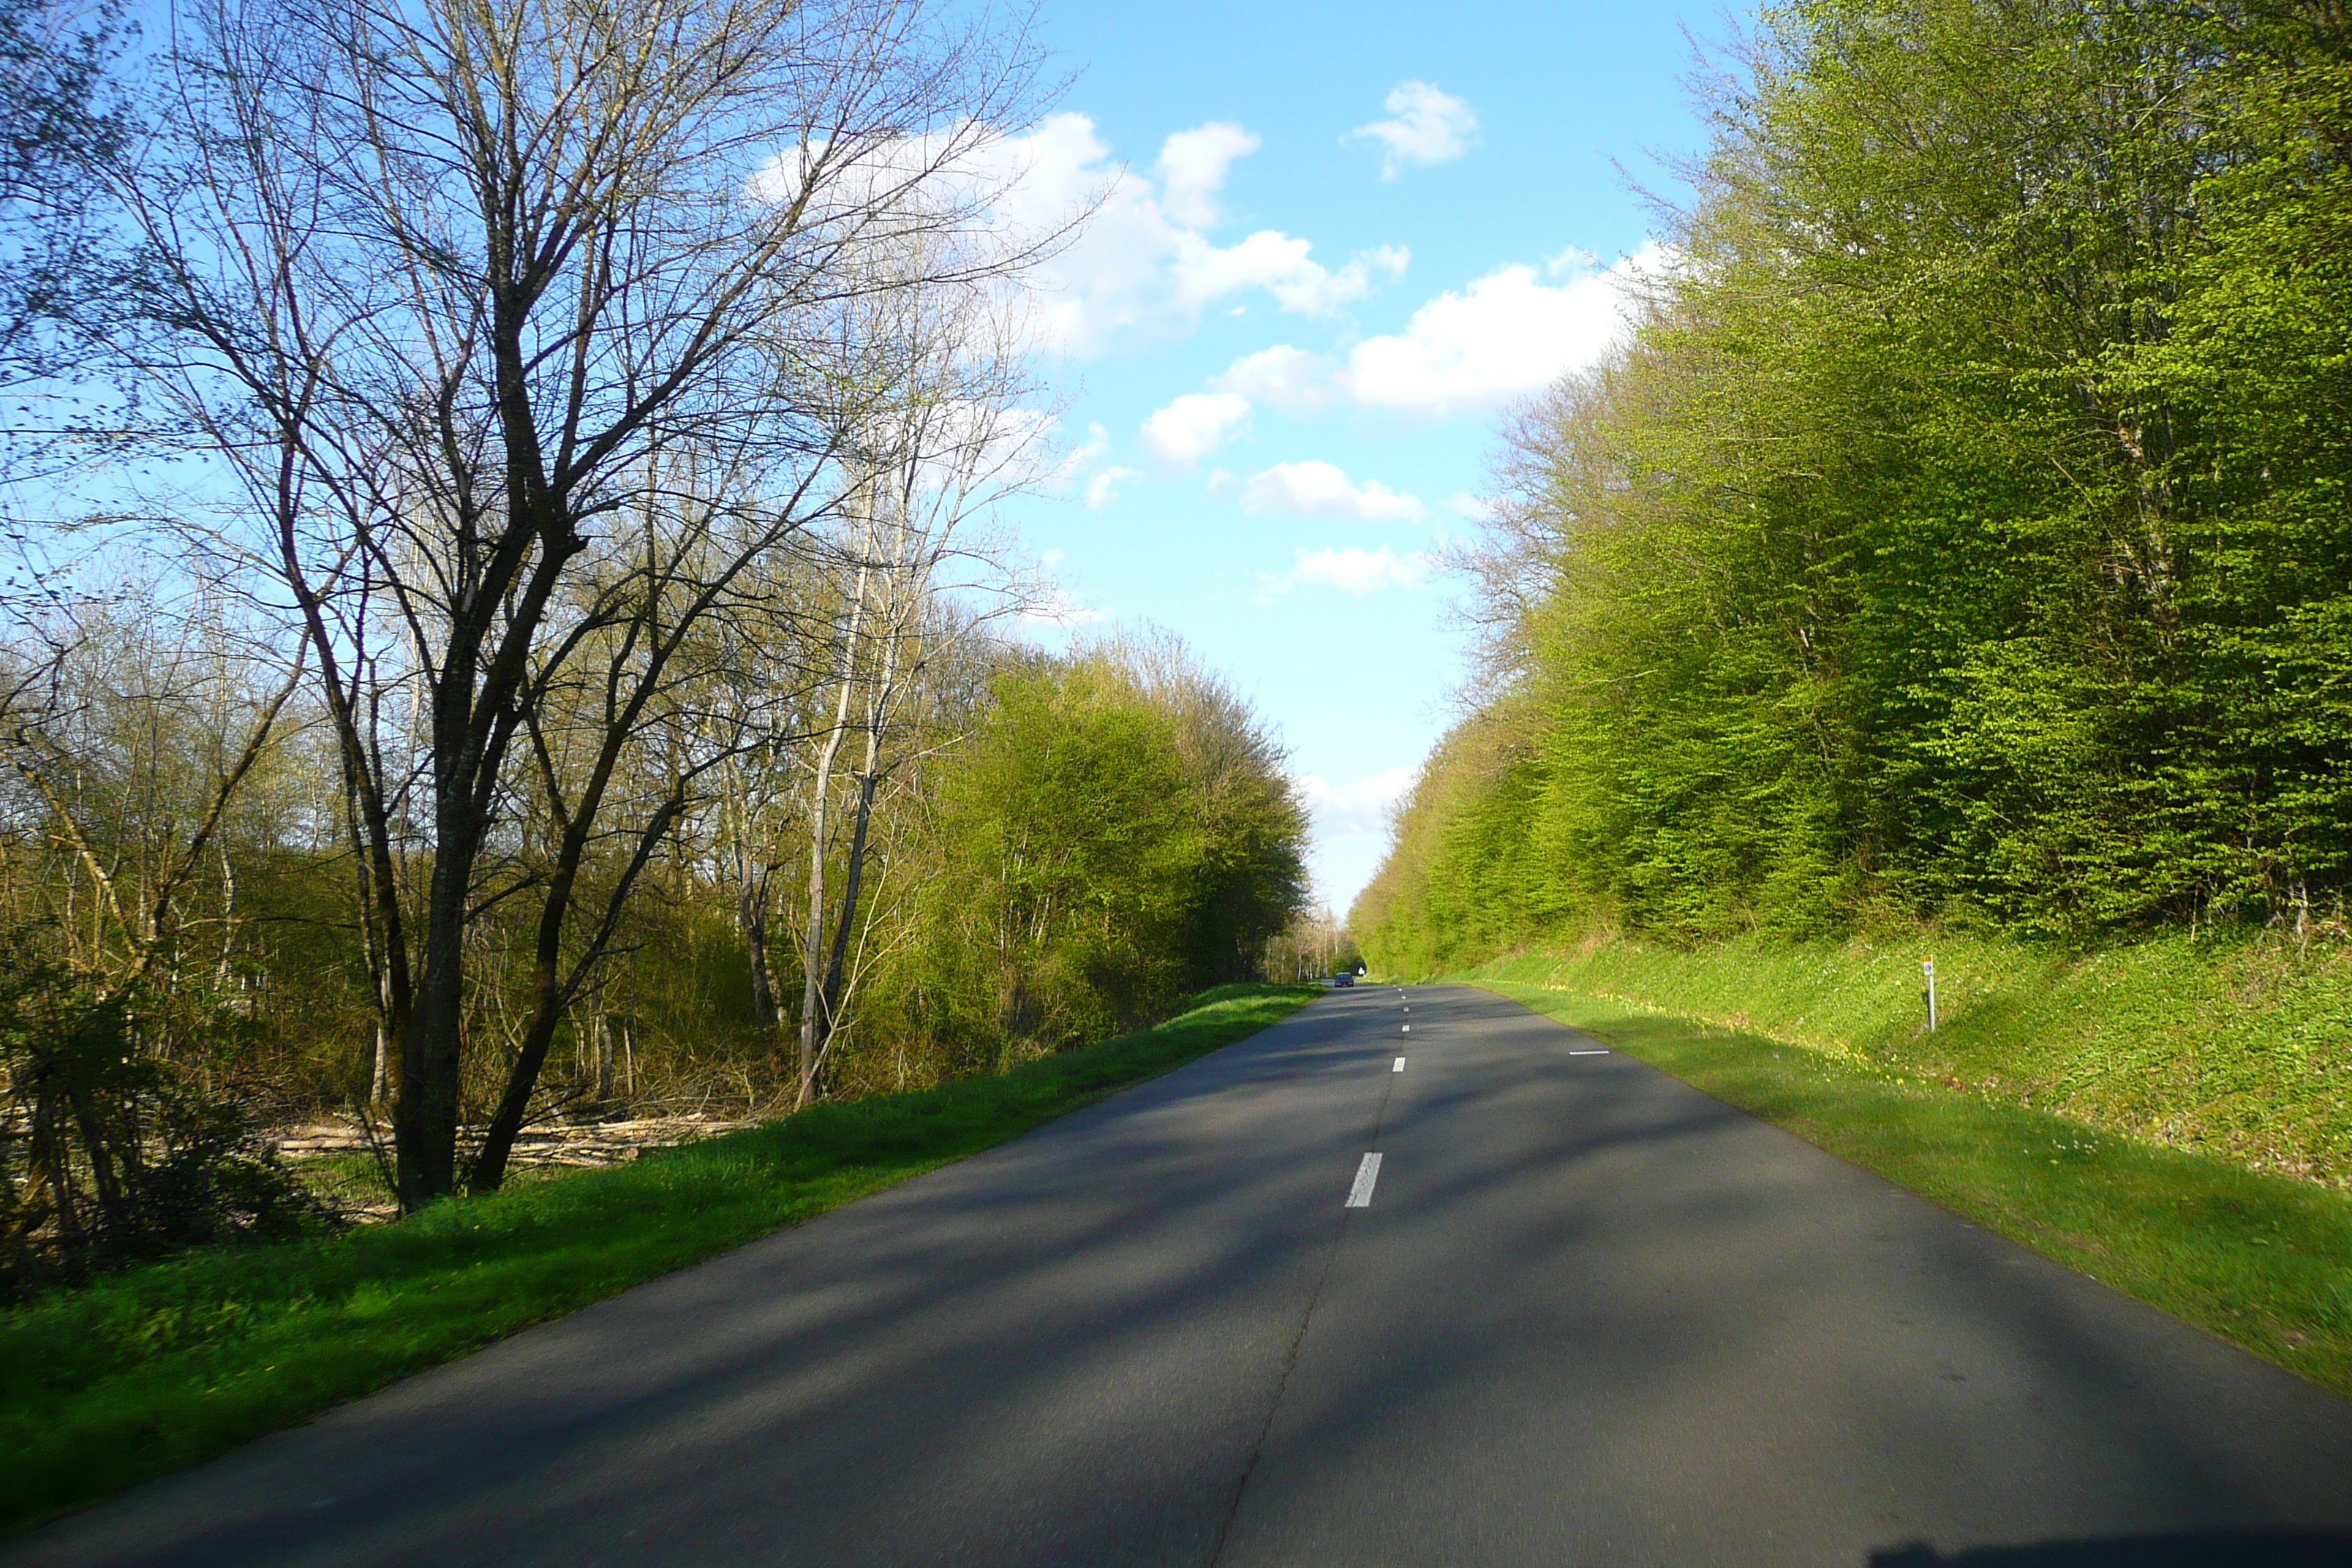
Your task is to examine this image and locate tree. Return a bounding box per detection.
[1356,0,2352,965]
[123,0,1056,1204]
[886,639,1309,1066]
[791,263,1036,1107]
[0,0,127,407]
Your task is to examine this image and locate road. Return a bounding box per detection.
[13,986,2352,1567]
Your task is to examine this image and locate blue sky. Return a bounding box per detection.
[990,0,1716,911]
[89,0,1715,913]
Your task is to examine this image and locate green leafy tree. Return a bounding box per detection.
[1358,0,2352,970]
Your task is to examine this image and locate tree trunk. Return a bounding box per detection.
[817,768,881,1055]
[739,872,777,1027]
[796,558,868,1109]
[394,872,470,1208]
[817,604,903,1049]
[470,785,685,1194]
[369,1016,391,1105]
[796,728,843,1108]
[470,831,587,1193]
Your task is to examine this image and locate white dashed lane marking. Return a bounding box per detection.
[1346,1153,1383,1208]
[1392,1057,1406,1072]
[1569,1049,1610,1056]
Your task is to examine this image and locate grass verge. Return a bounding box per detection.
[0,981,1319,1538]
[1477,979,2352,1403]
[1458,932,2352,1187]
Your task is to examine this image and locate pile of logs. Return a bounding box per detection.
[271,1114,758,1169]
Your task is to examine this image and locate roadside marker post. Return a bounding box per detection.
[1923,957,1938,1033]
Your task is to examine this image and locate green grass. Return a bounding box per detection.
[0,982,1319,1538]
[1458,931,2352,1187]
[1474,979,2352,1402]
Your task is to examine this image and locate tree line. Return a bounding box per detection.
[1356,0,2352,974]
[0,0,1310,1278]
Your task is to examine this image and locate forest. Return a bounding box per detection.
[0,0,1311,1281]
[1357,0,2352,976]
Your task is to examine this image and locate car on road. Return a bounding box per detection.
[1331,973,1354,987]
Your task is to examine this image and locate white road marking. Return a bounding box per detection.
[1392,1057,1406,1072]
[1401,1024,1410,1033]
[1569,1049,1610,1055]
[1346,1152,1383,1207]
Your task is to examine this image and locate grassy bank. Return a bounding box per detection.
[1455,932,2352,1188]
[1467,976,2352,1401]
[0,982,1319,1538]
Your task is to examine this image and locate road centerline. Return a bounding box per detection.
[1344,1153,1383,1208]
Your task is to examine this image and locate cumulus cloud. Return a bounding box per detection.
[1352,81,1479,178]
[1141,392,1251,467]
[976,113,1409,355]
[1158,121,1259,229]
[1213,344,1340,412]
[1190,246,1655,421]
[1172,234,1406,317]
[1254,546,1428,603]
[1239,461,1429,524]
[1084,466,1141,510]
[1296,764,1420,835]
[1295,546,1427,592]
[1343,246,1658,415]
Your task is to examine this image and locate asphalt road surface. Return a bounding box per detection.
[15,987,2352,1567]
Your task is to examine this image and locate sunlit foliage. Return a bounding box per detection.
[1359,0,2352,968]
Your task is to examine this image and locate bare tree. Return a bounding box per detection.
[791,272,1039,1107]
[121,0,1058,1203]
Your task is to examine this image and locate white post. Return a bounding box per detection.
[1922,957,1938,1033]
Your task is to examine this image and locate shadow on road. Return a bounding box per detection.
[1872,1531,2352,1566]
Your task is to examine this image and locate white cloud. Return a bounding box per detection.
[1213,344,1339,413]
[1171,233,1406,317]
[1443,491,1494,521]
[1046,422,1110,489]
[1253,546,1428,603]
[975,113,1408,354]
[1018,586,1109,630]
[1239,461,1429,524]
[1157,122,1259,229]
[1342,245,1657,416]
[1192,244,1653,421]
[1297,764,1420,835]
[1293,545,1428,592]
[1352,81,1480,178]
[1545,244,1599,278]
[1141,391,1252,467]
[1084,465,1141,510]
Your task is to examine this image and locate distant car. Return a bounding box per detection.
[1331,972,1354,987]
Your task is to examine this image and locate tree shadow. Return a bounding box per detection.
[1872,1531,2352,1566]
